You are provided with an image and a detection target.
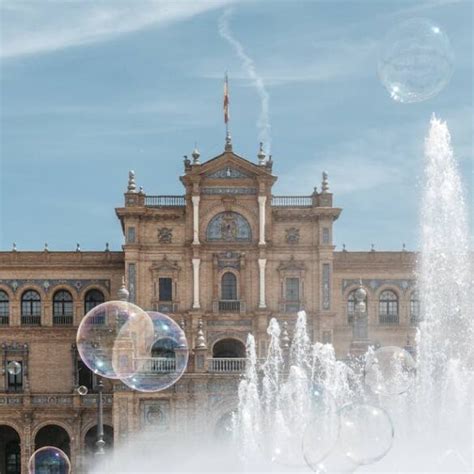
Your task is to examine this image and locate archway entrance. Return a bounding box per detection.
[213,338,246,358]
[35,425,70,458]
[0,425,21,474]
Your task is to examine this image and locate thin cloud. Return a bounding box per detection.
[218,8,271,153]
[0,0,233,59]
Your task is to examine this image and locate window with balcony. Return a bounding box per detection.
[53,290,73,325]
[84,289,104,314]
[21,290,41,325]
[6,360,23,392]
[284,277,301,312]
[410,291,421,324]
[379,290,399,325]
[219,272,240,312]
[0,290,9,325]
[210,338,246,373]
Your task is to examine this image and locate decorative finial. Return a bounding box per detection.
[44,243,48,252]
[281,321,290,349]
[117,276,129,301]
[194,320,207,349]
[371,243,375,252]
[321,171,329,193]
[127,170,137,193]
[192,144,201,164]
[12,243,17,252]
[342,243,347,252]
[225,130,233,152]
[139,186,144,195]
[402,243,406,252]
[313,186,318,195]
[105,242,110,252]
[76,243,81,252]
[257,142,266,165]
[183,155,191,170]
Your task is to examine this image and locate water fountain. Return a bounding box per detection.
[88,116,472,473]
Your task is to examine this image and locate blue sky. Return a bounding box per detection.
[0,0,472,252]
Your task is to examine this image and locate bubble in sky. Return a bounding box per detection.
[76,301,154,379]
[365,346,416,396]
[378,18,454,103]
[338,403,394,466]
[120,311,189,392]
[28,446,71,474]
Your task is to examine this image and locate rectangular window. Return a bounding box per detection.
[322,227,330,244]
[7,360,23,392]
[286,278,300,301]
[159,278,173,301]
[127,226,136,244]
[78,360,95,391]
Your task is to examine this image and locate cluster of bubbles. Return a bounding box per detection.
[76,301,189,392]
[378,18,454,103]
[28,447,70,474]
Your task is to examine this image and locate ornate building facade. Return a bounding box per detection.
[0,138,419,472]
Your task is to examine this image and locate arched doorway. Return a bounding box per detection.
[0,425,21,474]
[35,425,71,458]
[213,338,246,358]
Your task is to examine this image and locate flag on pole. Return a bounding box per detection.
[224,73,229,124]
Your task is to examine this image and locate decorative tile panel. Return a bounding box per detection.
[322,264,331,310]
[202,187,257,195]
[206,167,250,179]
[342,279,416,293]
[207,212,252,242]
[128,264,136,303]
[0,279,110,294]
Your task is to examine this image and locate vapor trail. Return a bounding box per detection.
[218,8,271,154]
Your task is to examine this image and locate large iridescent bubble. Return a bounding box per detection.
[338,403,394,466]
[120,311,189,392]
[76,301,154,379]
[365,346,416,396]
[378,18,454,103]
[28,446,71,474]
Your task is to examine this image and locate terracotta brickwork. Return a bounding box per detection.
[0,146,418,472]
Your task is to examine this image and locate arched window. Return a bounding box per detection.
[21,290,41,325]
[410,291,420,324]
[347,289,368,324]
[53,290,73,325]
[206,212,252,242]
[221,273,237,300]
[0,290,9,325]
[84,289,104,314]
[379,290,399,324]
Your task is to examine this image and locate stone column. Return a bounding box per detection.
[258,258,267,309]
[192,258,201,309]
[258,196,267,245]
[192,196,200,245]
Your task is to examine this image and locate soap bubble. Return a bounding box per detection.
[378,18,454,103]
[120,311,189,392]
[338,403,394,466]
[365,346,416,396]
[77,385,88,396]
[28,446,71,474]
[302,385,341,471]
[77,301,154,379]
[7,360,21,375]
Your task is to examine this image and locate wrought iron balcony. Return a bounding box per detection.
[0,315,9,325]
[214,300,245,313]
[145,195,186,207]
[156,302,178,314]
[53,315,74,326]
[208,358,246,373]
[279,301,303,313]
[379,313,400,325]
[21,315,41,326]
[272,195,313,207]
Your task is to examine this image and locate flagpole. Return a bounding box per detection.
[224,72,232,151]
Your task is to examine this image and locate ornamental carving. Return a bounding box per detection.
[285,227,300,244]
[206,167,250,179]
[207,212,252,242]
[158,227,173,244]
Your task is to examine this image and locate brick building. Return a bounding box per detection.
[0,136,418,472]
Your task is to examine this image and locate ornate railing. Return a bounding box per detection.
[135,357,176,373]
[379,313,400,325]
[53,315,74,326]
[272,195,313,207]
[21,315,41,326]
[208,358,246,373]
[0,315,9,325]
[218,300,241,312]
[279,301,303,313]
[145,195,186,207]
